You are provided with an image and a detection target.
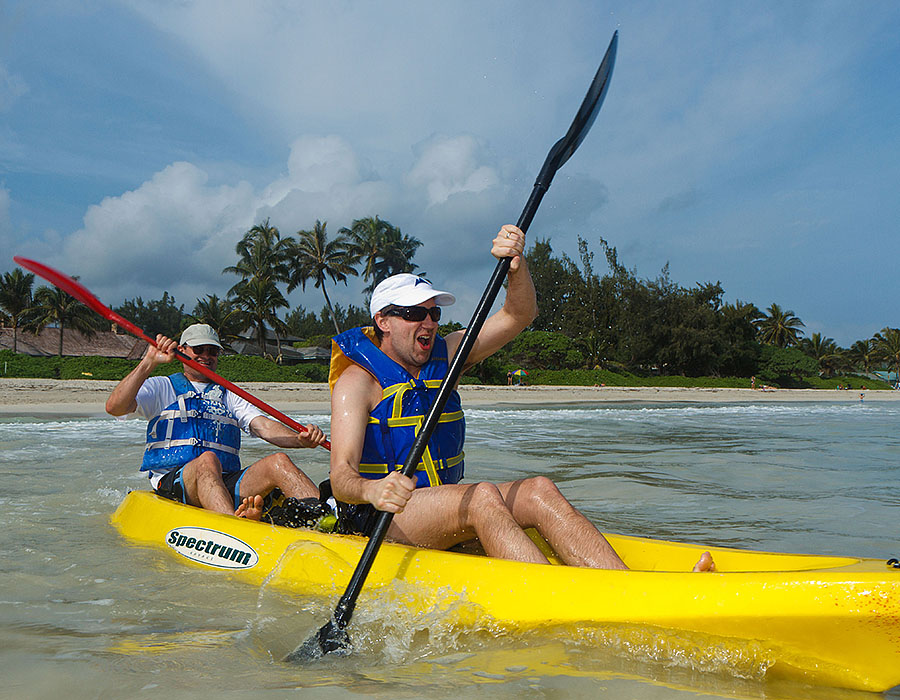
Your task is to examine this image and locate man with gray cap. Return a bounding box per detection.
[107,323,326,520]
[326,226,653,571]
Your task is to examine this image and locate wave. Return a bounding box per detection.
[466,402,894,424]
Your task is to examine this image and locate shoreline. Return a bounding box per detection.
[1,378,896,417]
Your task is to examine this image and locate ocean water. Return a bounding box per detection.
[1,400,899,699]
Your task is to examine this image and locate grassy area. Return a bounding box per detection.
[0,350,328,383]
[521,368,891,390]
[1,350,890,389]
[523,368,750,388]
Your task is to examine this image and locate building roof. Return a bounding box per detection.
[0,327,145,359]
[230,338,330,362]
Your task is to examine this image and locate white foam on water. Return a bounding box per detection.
[3,401,900,698]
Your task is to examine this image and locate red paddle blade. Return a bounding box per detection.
[15,256,103,311]
[13,256,149,342]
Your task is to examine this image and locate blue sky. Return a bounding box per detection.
[2,1,899,346]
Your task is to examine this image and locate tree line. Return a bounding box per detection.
[0,216,421,358]
[508,235,900,385]
[2,221,899,386]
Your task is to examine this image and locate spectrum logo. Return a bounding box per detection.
[166,527,259,570]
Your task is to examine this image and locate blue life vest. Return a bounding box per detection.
[141,373,242,473]
[331,327,465,487]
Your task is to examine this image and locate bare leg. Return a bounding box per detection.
[237,452,319,501]
[388,482,550,564]
[180,452,236,516]
[498,476,716,572]
[498,476,628,570]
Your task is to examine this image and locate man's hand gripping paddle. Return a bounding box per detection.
[287,30,618,662]
[12,256,330,451]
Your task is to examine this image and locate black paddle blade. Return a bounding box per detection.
[537,31,618,187]
[555,30,617,168]
[285,620,351,662]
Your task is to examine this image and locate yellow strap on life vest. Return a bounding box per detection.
[359,451,465,483]
[329,326,380,394]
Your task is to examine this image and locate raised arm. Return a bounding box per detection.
[445,224,538,368]
[105,334,177,416]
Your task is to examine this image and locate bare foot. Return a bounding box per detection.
[692,551,716,572]
[235,494,263,521]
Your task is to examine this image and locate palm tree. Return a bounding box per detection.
[341,215,390,284]
[224,218,291,293]
[721,299,763,326]
[847,338,877,375]
[287,221,358,335]
[190,294,247,350]
[223,219,294,358]
[27,284,99,356]
[757,303,805,348]
[341,216,422,295]
[229,278,288,359]
[379,226,422,278]
[0,268,35,353]
[874,327,900,382]
[799,332,843,377]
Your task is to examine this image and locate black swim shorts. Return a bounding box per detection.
[318,479,377,536]
[154,467,246,509]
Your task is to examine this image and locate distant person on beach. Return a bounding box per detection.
[326,225,714,572]
[106,324,327,520]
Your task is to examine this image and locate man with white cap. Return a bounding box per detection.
[325,226,644,570]
[107,323,326,520]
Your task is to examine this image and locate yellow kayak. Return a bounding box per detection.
[111,490,900,692]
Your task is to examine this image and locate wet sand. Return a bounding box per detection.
[0,378,895,417]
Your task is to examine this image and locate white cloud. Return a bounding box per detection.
[34,131,517,316]
[407,135,500,207]
[282,135,362,194]
[258,135,394,237]
[57,162,256,303]
[0,64,28,112]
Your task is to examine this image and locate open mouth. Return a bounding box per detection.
[416,334,432,351]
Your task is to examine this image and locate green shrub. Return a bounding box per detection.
[757,346,818,387]
[802,374,890,390]
[1,349,891,390]
[216,356,328,383]
[501,331,584,370]
[526,368,747,387]
[0,349,328,383]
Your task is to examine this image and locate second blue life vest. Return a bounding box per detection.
[330,327,465,487]
[141,373,242,473]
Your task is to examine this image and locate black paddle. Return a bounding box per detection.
[287,30,618,662]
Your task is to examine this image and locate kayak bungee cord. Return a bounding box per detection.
[288,30,619,662]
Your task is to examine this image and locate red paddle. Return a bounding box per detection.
[13,256,330,451]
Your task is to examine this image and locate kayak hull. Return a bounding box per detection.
[110,491,900,692]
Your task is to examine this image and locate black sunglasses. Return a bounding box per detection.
[381,305,442,322]
[186,344,221,357]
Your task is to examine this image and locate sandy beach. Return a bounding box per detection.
[1,378,896,416]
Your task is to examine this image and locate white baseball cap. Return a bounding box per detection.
[369,274,456,317]
[179,323,223,349]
